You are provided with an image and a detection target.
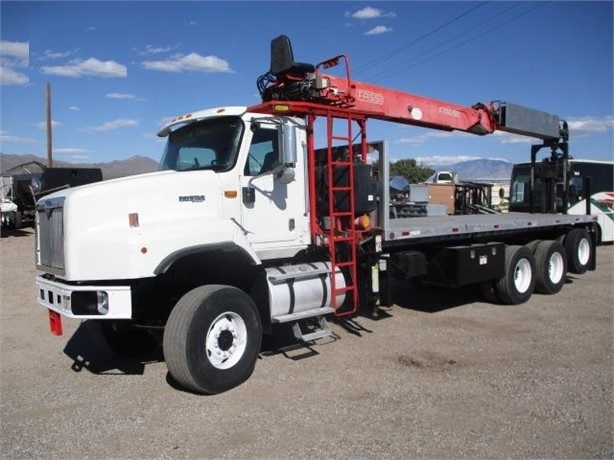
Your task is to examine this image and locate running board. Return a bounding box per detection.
[292,316,332,343]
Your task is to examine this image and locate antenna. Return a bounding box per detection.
[46,83,53,168]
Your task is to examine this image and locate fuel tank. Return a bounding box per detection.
[265,261,346,318]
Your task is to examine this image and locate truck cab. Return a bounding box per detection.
[158,107,311,260]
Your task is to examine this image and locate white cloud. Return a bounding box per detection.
[0,131,39,144]
[42,49,79,60]
[83,119,138,132]
[414,155,483,166]
[106,92,146,101]
[567,116,614,135]
[69,106,81,111]
[350,7,396,19]
[34,120,63,130]
[0,40,29,61]
[142,52,232,73]
[0,65,29,86]
[0,40,29,86]
[365,26,393,36]
[352,7,382,19]
[492,131,535,144]
[139,44,178,56]
[41,58,127,78]
[395,130,472,145]
[396,135,430,145]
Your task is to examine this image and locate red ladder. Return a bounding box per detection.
[323,114,360,317]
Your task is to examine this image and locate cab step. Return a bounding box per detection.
[292,316,332,343]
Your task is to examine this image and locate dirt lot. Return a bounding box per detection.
[1,227,613,459]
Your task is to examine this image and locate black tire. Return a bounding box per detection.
[479,280,500,303]
[534,240,567,294]
[163,285,262,395]
[495,245,536,305]
[86,320,158,357]
[595,225,603,246]
[564,228,592,274]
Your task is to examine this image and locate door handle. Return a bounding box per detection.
[242,187,255,204]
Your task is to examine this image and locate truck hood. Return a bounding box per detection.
[40,169,222,219]
[36,169,238,280]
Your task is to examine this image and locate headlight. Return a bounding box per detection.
[97,292,109,315]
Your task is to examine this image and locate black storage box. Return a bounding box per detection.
[427,242,505,287]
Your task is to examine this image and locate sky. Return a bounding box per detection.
[1,0,613,168]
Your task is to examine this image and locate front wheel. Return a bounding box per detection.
[163,285,262,394]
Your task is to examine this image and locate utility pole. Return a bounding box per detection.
[46,83,53,168]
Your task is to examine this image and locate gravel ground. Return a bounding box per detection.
[1,227,613,459]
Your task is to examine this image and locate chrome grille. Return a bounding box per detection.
[36,197,65,273]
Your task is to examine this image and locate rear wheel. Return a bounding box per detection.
[479,280,500,303]
[163,285,262,394]
[496,245,536,305]
[564,228,592,274]
[534,240,567,294]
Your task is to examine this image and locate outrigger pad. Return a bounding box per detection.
[270,35,315,76]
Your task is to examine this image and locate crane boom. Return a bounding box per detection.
[313,72,497,136]
[250,35,565,143]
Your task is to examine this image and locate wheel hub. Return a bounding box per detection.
[514,259,532,293]
[218,329,234,351]
[548,252,564,283]
[205,312,248,369]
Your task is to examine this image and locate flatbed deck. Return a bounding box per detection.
[381,212,597,244]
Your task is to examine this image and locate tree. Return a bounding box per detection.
[389,159,435,183]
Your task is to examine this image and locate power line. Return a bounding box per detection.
[370,2,549,83]
[353,1,489,76]
[366,2,523,82]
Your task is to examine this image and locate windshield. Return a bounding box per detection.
[509,167,530,205]
[159,116,244,172]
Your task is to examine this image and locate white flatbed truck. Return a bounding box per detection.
[34,36,597,394]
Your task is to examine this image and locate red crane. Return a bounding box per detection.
[248,35,567,316]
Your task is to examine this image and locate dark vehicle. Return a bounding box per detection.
[509,159,613,214]
[1,161,102,227]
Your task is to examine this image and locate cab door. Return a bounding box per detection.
[239,124,308,254]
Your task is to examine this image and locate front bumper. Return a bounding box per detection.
[35,276,132,319]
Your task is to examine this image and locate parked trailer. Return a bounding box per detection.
[568,191,614,243]
[34,36,598,394]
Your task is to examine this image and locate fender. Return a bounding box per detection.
[154,241,260,275]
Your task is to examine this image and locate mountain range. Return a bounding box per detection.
[0,153,158,180]
[1,153,513,182]
[427,159,513,182]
